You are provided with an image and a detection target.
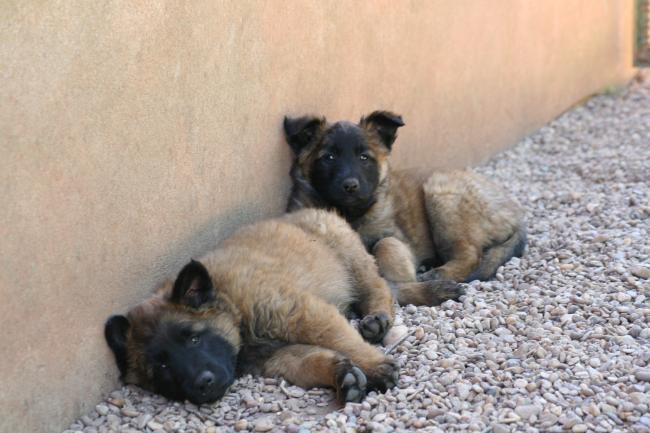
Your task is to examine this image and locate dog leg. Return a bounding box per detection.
[285,298,398,392]
[394,280,465,306]
[429,241,481,282]
[336,243,394,344]
[372,236,417,282]
[464,227,527,282]
[290,212,394,343]
[335,237,394,344]
[261,344,368,403]
[373,236,464,306]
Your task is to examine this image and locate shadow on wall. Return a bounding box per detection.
[151,202,278,291]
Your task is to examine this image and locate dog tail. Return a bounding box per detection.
[464,226,527,282]
[392,280,465,306]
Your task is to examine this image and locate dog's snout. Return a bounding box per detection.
[342,178,360,193]
[195,370,215,393]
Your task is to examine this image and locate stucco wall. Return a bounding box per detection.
[0,1,635,432]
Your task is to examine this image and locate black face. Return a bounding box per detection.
[105,260,239,405]
[310,122,380,218]
[146,321,236,404]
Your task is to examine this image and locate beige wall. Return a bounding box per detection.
[0,1,635,432]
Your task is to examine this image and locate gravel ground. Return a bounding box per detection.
[64,77,649,433]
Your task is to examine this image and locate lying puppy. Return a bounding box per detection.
[284,111,526,305]
[105,209,398,405]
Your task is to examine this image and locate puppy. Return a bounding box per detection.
[283,111,526,305]
[105,209,398,404]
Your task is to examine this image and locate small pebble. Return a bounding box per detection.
[253,418,274,432]
[119,408,138,418]
[515,404,542,420]
[383,325,408,347]
[95,405,109,416]
[572,424,588,433]
[630,265,650,279]
[634,370,650,382]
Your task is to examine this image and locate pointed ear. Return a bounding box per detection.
[105,315,130,378]
[283,115,326,155]
[170,259,215,308]
[359,111,405,151]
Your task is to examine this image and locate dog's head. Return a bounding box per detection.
[104,260,241,404]
[284,111,404,218]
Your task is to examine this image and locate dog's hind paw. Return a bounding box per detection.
[425,280,465,305]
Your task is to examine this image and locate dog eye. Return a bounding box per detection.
[159,362,168,369]
[322,153,335,161]
[359,153,369,161]
[190,335,201,345]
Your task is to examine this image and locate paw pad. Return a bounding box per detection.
[335,361,367,403]
[360,312,391,344]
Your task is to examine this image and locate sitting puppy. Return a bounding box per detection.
[283,111,526,306]
[104,209,398,405]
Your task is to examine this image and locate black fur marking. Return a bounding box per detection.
[464,227,528,282]
[146,321,237,404]
[360,111,405,150]
[359,313,390,344]
[283,116,325,155]
[286,163,328,211]
[464,268,493,284]
[236,339,288,376]
[309,122,380,220]
[513,229,527,258]
[171,260,215,309]
[104,315,131,378]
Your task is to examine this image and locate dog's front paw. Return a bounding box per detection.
[365,357,399,393]
[359,312,392,344]
[335,359,368,403]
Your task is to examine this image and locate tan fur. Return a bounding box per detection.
[359,167,525,284]
[119,209,396,400]
[373,237,417,282]
[421,170,524,281]
[262,344,342,389]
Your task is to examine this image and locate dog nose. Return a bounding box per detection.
[342,178,360,193]
[195,371,215,393]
